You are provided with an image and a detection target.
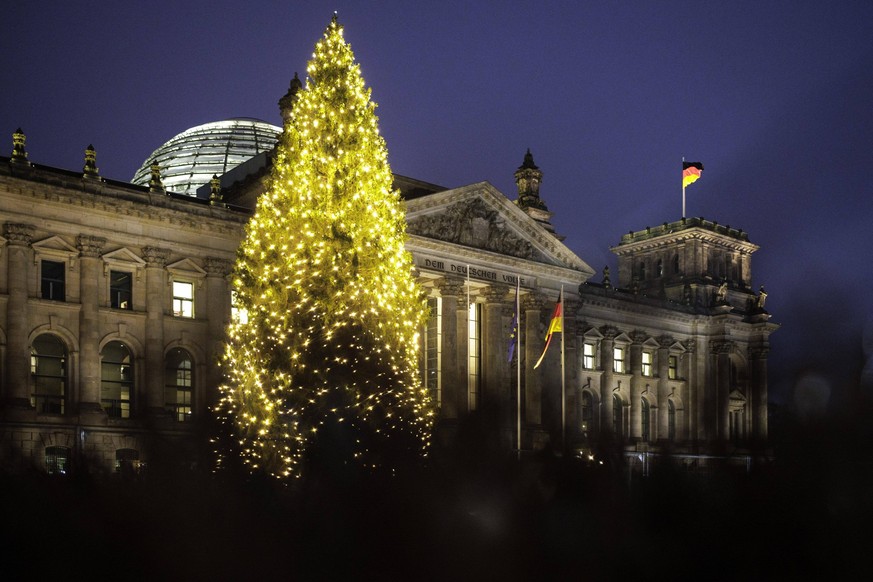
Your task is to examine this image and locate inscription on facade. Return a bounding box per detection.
[419,256,535,288]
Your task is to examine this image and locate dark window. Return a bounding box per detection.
[31,334,67,414]
[101,341,133,418]
[115,448,141,476]
[41,260,66,301]
[613,393,623,436]
[656,259,663,277]
[165,348,193,422]
[641,398,650,442]
[110,270,132,309]
[673,254,680,275]
[581,391,593,432]
[638,261,646,281]
[668,400,676,441]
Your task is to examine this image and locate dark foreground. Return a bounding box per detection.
[2,418,871,581]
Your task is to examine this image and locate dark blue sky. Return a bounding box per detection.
[3,1,872,408]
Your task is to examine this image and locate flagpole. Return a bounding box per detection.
[682,156,686,218]
[516,276,522,461]
[560,285,566,452]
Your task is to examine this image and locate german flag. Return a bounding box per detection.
[533,295,563,369]
[682,161,703,188]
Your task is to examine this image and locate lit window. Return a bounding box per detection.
[231,290,248,324]
[41,260,66,301]
[468,302,481,411]
[165,348,193,421]
[583,343,596,370]
[101,341,133,418]
[172,281,194,318]
[110,270,133,309]
[668,355,679,380]
[45,446,70,475]
[31,334,67,414]
[642,351,653,377]
[424,297,442,407]
[613,346,625,374]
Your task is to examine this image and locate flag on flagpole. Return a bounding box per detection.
[534,292,563,369]
[682,161,703,188]
[508,280,519,362]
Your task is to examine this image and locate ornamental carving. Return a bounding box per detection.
[630,330,648,344]
[710,340,733,354]
[76,234,106,257]
[658,334,674,348]
[600,325,619,341]
[436,277,465,298]
[205,257,233,277]
[141,246,170,267]
[407,198,535,259]
[522,293,544,311]
[3,223,34,245]
[483,284,510,304]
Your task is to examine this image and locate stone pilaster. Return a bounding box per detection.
[142,246,169,416]
[3,223,34,410]
[656,335,673,442]
[205,257,233,411]
[600,325,618,437]
[711,340,733,441]
[629,330,646,440]
[77,234,107,418]
[749,345,769,442]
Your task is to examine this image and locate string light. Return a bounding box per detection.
[216,16,433,479]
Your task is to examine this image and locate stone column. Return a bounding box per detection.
[77,234,107,417]
[683,339,698,442]
[142,246,169,416]
[455,290,470,416]
[3,223,34,410]
[522,293,543,426]
[749,345,769,442]
[436,277,465,419]
[205,257,233,411]
[481,284,508,410]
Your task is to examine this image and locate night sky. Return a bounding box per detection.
[3,1,873,410]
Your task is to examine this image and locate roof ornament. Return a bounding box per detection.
[514,148,546,211]
[149,162,165,194]
[83,144,100,179]
[209,174,224,206]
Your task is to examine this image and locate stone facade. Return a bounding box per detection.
[0,131,777,476]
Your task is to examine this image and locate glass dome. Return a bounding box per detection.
[132,118,282,196]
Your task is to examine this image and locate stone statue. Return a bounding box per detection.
[756,286,767,309]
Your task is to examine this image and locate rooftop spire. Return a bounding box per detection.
[11,128,28,165]
[278,72,304,124]
[514,148,546,211]
[83,144,100,179]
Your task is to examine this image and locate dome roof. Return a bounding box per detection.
[132,118,282,196]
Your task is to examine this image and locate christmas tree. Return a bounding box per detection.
[217,16,433,479]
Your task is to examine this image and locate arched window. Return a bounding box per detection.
[45,446,70,475]
[165,348,193,422]
[101,341,133,418]
[613,393,623,437]
[668,400,676,441]
[115,448,141,476]
[641,398,650,442]
[31,334,67,414]
[581,391,593,432]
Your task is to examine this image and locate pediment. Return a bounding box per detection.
[102,248,147,268]
[404,182,593,275]
[642,337,660,349]
[32,235,78,256]
[166,258,207,278]
[729,388,746,402]
[582,327,604,340]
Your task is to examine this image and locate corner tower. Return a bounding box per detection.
[514,149,563,240]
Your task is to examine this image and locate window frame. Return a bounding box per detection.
[172,280,195,318]
[641,350,654,377]
[668,354,679,380]
[165,348,194,422]
[613,346,626,374]
[31,334,67,415]
[583,343,596,370]
[40,259,67,302]
[101,341,134,418]
[109,270,133,310]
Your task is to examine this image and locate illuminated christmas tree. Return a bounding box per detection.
[217,16,433,479]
